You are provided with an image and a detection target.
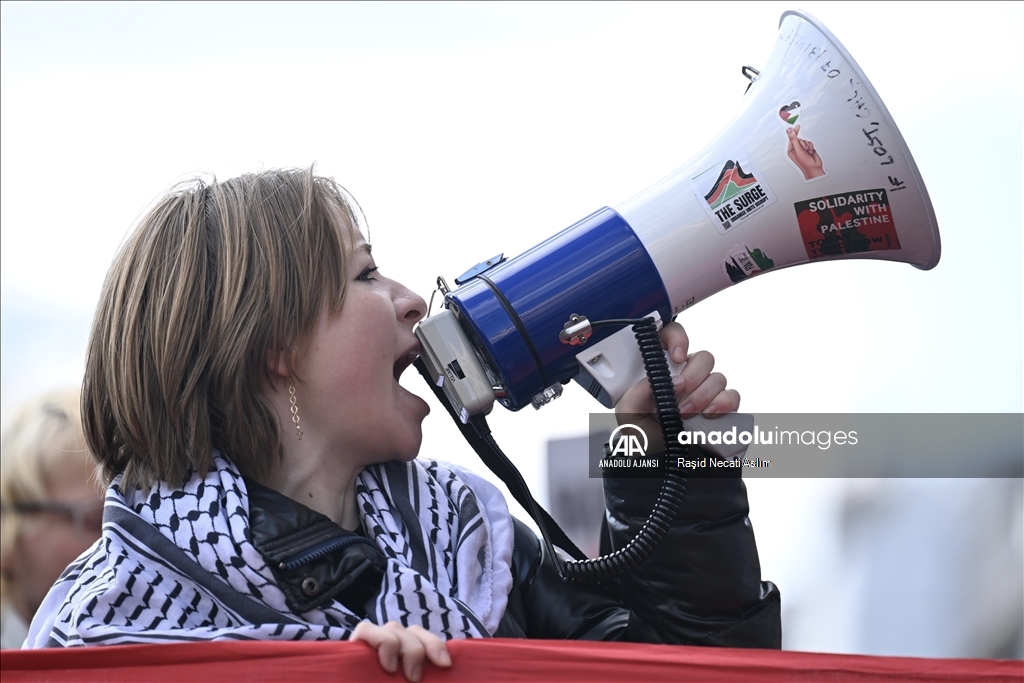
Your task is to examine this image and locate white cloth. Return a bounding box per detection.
[27,453,513,647]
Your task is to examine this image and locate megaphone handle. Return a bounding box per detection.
[575,321,754,458]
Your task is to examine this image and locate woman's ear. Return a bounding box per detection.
[266,349,293,379]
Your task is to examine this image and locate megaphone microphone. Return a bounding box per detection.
[416,10,940,427]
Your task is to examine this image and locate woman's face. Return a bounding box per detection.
[5,458,102,621]
[293,233,430,466]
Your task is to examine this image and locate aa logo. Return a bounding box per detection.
[608,424,649,457]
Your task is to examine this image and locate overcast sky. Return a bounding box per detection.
[2,1,1021,655]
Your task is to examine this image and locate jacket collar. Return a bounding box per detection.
[244,477,386,616]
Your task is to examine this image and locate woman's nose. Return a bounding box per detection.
[395,283,427,325]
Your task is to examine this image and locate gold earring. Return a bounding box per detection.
[288,379,303,440]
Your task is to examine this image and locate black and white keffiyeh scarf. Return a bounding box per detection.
[27,453,513,647]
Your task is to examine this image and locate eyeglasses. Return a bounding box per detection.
[1,501,104,538]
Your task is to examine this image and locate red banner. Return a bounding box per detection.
[2,639,1020,683]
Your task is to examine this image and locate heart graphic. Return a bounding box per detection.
[779,100,801,125]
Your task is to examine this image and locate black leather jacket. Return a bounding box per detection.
[244,463,781,648]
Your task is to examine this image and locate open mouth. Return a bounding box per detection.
[393,347,421,381]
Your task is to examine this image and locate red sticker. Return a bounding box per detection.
[795,189,900,260]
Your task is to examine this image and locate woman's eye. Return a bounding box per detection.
[357,266,379,281]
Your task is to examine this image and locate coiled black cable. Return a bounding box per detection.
[557,317,689,582]
[461,317,689,583]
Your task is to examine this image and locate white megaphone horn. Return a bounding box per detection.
[415,10,940,424]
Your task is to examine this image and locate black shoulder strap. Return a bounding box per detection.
[415,359,587,562]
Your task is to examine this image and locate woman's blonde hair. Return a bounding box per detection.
[0,388,94,607]
[83,167,359,491]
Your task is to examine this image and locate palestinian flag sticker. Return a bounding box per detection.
[779,101,801,125]
[690,149,777,235]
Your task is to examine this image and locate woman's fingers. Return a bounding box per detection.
[674,351,740,416]
[673,350,712,413]
[351,621,403,675]
[704,388,741,416]
[678,371,726,417]
[350,621,398,674]
[349,621,451,683]
[406,625,452,668]
[388,623,426,682]
[659,321,690,364]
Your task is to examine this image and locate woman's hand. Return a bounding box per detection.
[615,322,740,452]
[349,621,452,682]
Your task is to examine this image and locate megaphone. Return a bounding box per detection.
[416,10,940,422]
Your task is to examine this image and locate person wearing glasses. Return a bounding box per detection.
[1,388,103,649]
